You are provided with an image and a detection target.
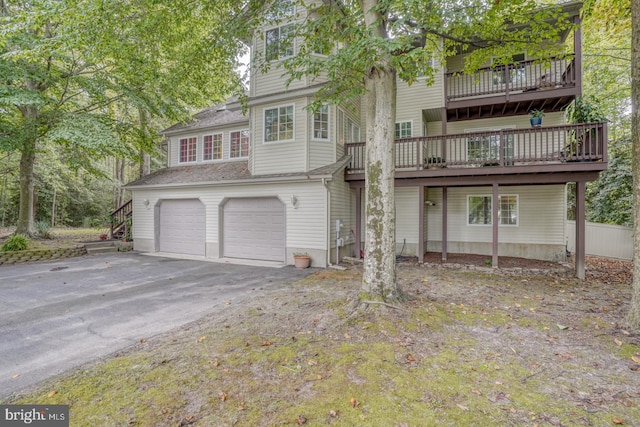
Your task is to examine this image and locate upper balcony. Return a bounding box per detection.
[444,55,581,122]
[345,122,607,183]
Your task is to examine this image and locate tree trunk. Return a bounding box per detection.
[627,0,640,329]
[139,107,151,178]
[16,137,36,235]
[362,64,398,302]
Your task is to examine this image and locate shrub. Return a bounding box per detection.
[35,220,54,239]
[2,234,30,252]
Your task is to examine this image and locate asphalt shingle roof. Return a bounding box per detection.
[163,102,247,134]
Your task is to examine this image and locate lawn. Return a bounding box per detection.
[2,260,638,426]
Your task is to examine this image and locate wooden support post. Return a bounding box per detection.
[355,186,362,258]
[418,185,425,263]
[576,181,586,279]
[442,187,448,261]
[492,184,499,268]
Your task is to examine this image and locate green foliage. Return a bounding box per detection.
[34,220,54,239]
[2,234,30,252]
[565,96,608,124]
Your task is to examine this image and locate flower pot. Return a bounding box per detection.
[530,117,542,127]
[294,255,311,269]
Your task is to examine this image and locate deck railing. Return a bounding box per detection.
[345,122,607,174]
[445,56,576,101]
[110,199,132,240]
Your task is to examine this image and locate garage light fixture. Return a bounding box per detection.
[291,195,298,209]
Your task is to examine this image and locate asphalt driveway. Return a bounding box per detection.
[0,253,310,398]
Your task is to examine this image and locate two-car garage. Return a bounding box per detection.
[157,197,285,262]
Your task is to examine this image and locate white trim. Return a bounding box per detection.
[467,194,519,227]
[311,104,330,141]
[229,128,251,159]
[263,103,296,144]
[264,23,295,62]
[202,132,224,163]
[178,135,198,164]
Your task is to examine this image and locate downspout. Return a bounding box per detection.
[323,177,331,267]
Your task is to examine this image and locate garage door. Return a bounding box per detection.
[223,198,285,262]
[159,199,205,256]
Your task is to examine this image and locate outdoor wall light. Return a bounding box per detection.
[291,195,298,209]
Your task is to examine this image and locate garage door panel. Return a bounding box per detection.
[159,199,205,256]
[223,198,285,262]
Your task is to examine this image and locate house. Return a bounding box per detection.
[124,1,606,279]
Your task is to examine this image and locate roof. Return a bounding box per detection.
[124,156,352,189]
[162,101,248,135]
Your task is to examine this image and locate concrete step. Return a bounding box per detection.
[84,241,118,254]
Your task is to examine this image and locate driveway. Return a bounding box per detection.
[0,253,310,398]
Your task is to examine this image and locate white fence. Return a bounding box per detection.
[566,221,633,260]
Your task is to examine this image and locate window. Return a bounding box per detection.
[265,24,294,61]
[264,105,294,142]
[203,133,223,161]
[468,195,519,226]
[264,0,294,22]
[337,109,360,144]
[179,137,197,163]
[465,127,515,165]
[492,53,526,86]
[395,121,412,139]
[230,130,250,158]
[313,104,329,140]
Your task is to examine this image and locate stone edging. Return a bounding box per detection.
[0,246,88,265]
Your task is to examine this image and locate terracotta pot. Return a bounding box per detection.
[294,256,311,269]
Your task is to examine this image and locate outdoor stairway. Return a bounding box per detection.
[110,199,132,240]
[84,241,118,255]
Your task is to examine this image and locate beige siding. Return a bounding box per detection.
[252,99,309,174]
[426,185,566,245]
[444,112,565,135]
[328,177,354,259]
[308,100,336,169]
[167,122,250,168]
[131,181,328,264]
[396,73,445,126]
[395,187,420,255]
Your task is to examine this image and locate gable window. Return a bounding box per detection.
[313,104,329,140]
[395,121,412,139]
[264,105,294,142]
[468,195,519,226]
[179,137,197,163]
[265,24,294,61]
[203,133,223,161]
[230,130,250,158]
[337,109,360,144]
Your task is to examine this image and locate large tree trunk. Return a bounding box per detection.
[362,64,398,302]
[359,0,399,302]
[627,0,640,329]
[16,137,36,235]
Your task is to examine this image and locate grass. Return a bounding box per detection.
[3,266,640,426]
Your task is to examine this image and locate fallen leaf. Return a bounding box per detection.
[139,338,147,343]
[344,333,351,340]
[261,341,272,346]
[316,375,323,380]
[329,410,338,418]
[198,336,206,343]
[47,390,57,397]
[349,397,358,408]
[457,404,468,411]
[212,359,220,367]
[614,338,623,347]
[556,324,569,330]
[307,359,317,366]
[219,391,227,402]
[225,301,231,305]
[296,415,307,425]
[613,417,624,425]
[12,374,19,379]
[407,355,417,362]
[632,356,640,364]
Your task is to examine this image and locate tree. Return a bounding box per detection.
[627,0,640,329]
[244,0,573,303]
[0,0,243,234]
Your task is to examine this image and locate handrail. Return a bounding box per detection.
[110,199,132,240]
[346,122,607,173]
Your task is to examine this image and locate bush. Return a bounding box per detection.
[35,220,54,239]
[2,234,30,252]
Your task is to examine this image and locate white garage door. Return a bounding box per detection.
[159,199,205,256]
[223,198,285,262]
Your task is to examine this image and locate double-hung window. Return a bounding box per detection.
[179,137,197,163]
[468,195,519,226]
[203,133,223,161]
[264,105,294,142]
[395,121,412,139]
[265,24,294,61]
[313,104,329,140]
[337,109,360,144]
[230,130,250,158]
